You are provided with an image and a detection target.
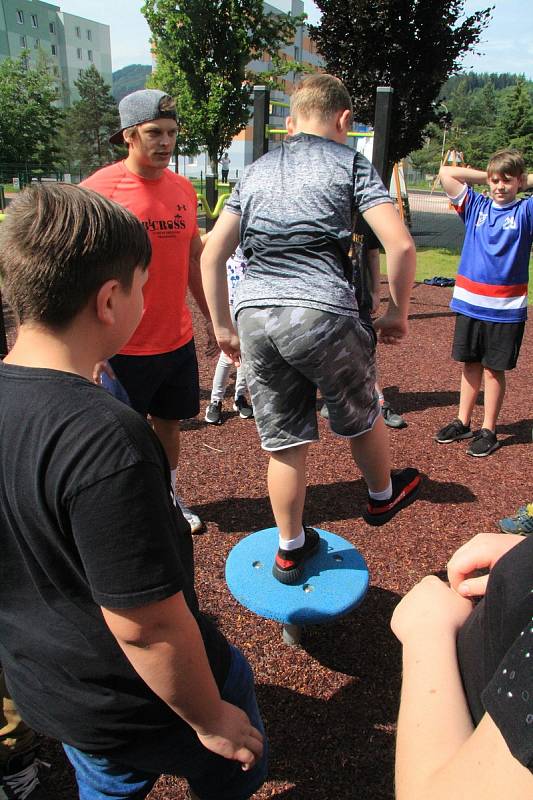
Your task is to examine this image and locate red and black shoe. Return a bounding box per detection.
[362,468,421,526]
[272,526,321,585]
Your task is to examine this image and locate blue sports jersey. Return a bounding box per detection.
[449,185,533,323]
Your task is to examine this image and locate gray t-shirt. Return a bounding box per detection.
[224,133,392,317]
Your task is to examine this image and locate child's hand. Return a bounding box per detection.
[391,575,472,645]
[217,328,241,367]
[373,310,408,344]
[195,700,264,771]
[447,532,524,598]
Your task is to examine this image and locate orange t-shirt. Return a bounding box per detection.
[82,161,199,355]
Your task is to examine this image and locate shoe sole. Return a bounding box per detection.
[384,417,407,429]
[466,440,500,457]
[362,474,422,526]
[204,413,222,425]
[272,536,321,585]
[434,431,473,443]
[232,403,253,419]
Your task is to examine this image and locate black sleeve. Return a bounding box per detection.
[68,461,186,609]
[482,619,533,772]
[354,214,380,252]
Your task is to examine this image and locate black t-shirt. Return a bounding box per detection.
[457,535,533,771]
[352,215,380,318]
[0,363,229,755]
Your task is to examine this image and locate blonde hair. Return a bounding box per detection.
[290,74,353,123]
[487,148,525,179]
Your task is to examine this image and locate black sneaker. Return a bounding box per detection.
[435,418,473,443]
[362,468,421,526]
[233,395,253,419]
[272,526,321,585]
[466,428,500,457]
[205,400,222,425]
[382,401,407,429]
[1,749,50,799]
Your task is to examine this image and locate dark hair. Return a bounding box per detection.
[290,74,353,123]
[0,183,151,327]
[487,148,525,179]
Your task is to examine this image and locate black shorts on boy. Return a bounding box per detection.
[452,313,525,371]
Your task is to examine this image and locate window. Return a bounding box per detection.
[86,29,92,41]
[294,46,300,61]
[31,14,38,27]
[49,22,55,34]
[34,38,40,49]
[51,43,57,55]
[88,49,93,62]
[16,9,24,23]
[77,47,82,59]
[75,26,81,38]
[20,35,27,47]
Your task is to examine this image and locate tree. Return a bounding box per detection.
[141,0,305,174]
[309,0,493,170]
[58,65,121,173]
[0,52,60,166]
[497,78,533,164]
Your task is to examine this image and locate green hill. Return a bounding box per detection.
[112,64,152,103]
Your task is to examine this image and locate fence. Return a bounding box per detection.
[406,189,465,251]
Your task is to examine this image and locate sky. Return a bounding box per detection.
[56,1,533,79]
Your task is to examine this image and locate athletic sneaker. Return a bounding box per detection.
[362,468,421,526]
[498,503,533,536]
[435,418,473,443]
[0,749,50,799]
[381,401,407,429]
[272,526,321,585]
[175,495,204,534]
[233,395,254,419]
[466,428,499,457]
[319,403,329,419]
[205,400,223,425]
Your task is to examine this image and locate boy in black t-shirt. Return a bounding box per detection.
[0,184,266,800]
[391,531,533,797]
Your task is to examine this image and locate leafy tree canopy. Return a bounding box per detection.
[142,0,305,172]
[0,51,61,165]
[112,64,152,103]
[309,0,493,166]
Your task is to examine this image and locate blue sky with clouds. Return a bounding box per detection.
[57,0,533,79]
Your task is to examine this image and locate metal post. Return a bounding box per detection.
[0,290,8,359]
[252,85,270,163]
[205,174,217,232]
[372,86,394,183]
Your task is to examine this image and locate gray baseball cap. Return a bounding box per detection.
[110,89,177,145]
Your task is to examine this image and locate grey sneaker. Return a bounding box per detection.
[175,495,204,534]
[466,428,500,457]
[319,403,329,419]
[381,401,407,429]
[499,503,533,535]
[435,418,473,443]
[205,400,222,425]
[233,395,253,419]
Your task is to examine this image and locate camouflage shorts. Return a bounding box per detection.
[237,306,379,451]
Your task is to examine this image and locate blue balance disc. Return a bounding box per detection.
[225,528,369,627]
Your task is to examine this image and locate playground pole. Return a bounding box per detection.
[252,85,270,163]
[372,86,394,182]
[0,290,7,359]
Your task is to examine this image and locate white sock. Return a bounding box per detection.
[279,528,305,551]
[369,480,392,501]
[170,468,177,491]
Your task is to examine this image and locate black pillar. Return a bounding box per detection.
[372,86,394,183]
[252,85,270,163]
[205,175,217,232]
[0,290,8,359]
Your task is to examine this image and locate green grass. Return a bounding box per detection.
[380,247,533,304]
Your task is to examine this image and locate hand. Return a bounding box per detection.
[216,327,241,367]
[93,359,115,384]
[196,700,264,771]
[371,290,381,317]
[373,310,408,344]
[447,532,524,598]
[391,575,473,645]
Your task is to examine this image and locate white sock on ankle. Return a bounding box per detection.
[279,528,305,550]
[369,480,392,501]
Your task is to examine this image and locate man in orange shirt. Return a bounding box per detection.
[83,90,210,532]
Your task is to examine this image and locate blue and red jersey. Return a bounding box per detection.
[449,185,533,323]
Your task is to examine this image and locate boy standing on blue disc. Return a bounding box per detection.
[436,150,533,456]
[202,74,420,584]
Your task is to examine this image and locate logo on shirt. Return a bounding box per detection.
[142,212,187,233]
[503,215,517,230]
[475,212,488,227]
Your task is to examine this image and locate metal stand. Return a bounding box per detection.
[252,85,270,163]
[372,86,394,183]
[205,175,217,231]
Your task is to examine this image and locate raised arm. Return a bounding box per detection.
[439,165,488,197]
[362,203,416,343]
[102,591,263,769]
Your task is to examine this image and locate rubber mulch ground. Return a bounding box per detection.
[7,281,532,799]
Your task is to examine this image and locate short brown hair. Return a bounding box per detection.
[487,148,525,178]
[290,74,353,123]
[0,183,151,328]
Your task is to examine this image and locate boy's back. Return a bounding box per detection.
[225,134,391,317]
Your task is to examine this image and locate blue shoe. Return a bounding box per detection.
[498,504,533,536]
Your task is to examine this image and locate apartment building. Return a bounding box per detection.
[0,0,112,106]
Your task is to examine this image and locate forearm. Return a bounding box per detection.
[188,254,211,321]
[439,166,488,196]
[526,173,533,189]
[395,635,474,800]
[367,250,381,294]
[383,238,416,318]
[200,210,241,335]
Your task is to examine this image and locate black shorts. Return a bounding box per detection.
[452,314,525,371]
[110,339,200,420]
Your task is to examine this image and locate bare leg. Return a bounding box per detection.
[458,362,483,425]
[267,443,310,543]
[349,413,391,493]
[481,367,505,431]
[151,416,180,470]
